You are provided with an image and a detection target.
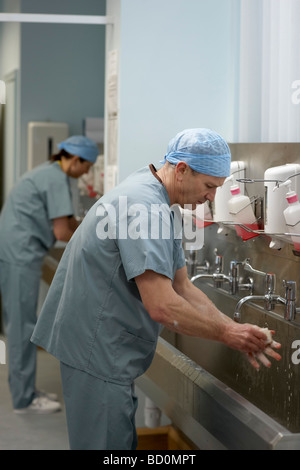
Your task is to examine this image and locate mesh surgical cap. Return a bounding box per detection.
[58,135,99,164]
[161,128,231,177]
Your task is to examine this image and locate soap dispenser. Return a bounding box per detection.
[264,163,300,249]
[228,184,259,240]
[283,181,300,251]
[213,162,246,235]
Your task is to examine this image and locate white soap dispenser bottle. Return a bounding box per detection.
[283,181,300,251]
[228,184,259,240]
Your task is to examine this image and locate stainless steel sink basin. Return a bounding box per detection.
[176,281,300,434]
[136,280,300,449]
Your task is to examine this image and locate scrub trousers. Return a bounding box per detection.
[0,261,41,409]
[60,362,138,450]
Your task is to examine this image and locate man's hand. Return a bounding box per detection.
[135,268,282,370]
[222,323,281,369]
[246,330,281,370]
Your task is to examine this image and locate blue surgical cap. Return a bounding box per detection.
[161,128,231,177]
[58,135,99,164]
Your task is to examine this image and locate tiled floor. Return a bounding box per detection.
[0,342,69,450]
[0,337,155,450]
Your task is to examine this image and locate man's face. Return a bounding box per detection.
[175,163,226,210]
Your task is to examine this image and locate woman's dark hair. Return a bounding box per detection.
[50,149,84,163]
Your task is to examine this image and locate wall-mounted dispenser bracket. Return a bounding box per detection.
[227,176,300,250]
[236,171,300,188]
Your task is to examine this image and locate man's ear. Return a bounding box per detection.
[175,161,189,181]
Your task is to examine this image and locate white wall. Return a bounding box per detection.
[238,0,300,142]
[111,0,240,181]
[106,0,300,185]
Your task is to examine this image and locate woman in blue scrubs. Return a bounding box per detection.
[0,135,98,414]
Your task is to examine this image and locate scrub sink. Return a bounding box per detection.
[136,280,300,449]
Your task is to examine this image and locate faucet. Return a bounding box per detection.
[234,274,300,323]
[190,253,229,288]
[186,249,210,278]
[283,280,300,321]
[234,273,278,322]
[191,254,253,295]
[228,260,254,295]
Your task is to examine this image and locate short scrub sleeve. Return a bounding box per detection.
[116,202,185,282]
[44,169,73,220]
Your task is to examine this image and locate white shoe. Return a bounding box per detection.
[14,396,62,414]
[36,389,59,402]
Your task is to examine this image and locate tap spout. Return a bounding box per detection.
[243,273,276,313]
[190,272,230,284]
[234,295,266,322]
[190,273,214,284]
[234,292,298,323]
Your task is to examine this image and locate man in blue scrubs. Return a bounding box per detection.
[0,136,99,414]
[31,129,281,448]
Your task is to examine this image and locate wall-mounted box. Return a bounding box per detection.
[27,121,69,170]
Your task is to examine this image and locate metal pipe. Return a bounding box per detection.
[234,295,266,322]
[190,273,214,284]
[283,281,297,321]
[234,277,300,323]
